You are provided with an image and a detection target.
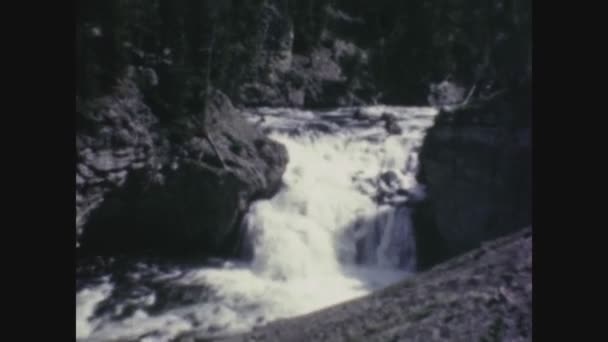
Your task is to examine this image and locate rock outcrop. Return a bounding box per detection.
[76,79,288,257]
[176,227,532,342]
[414,84,531,267]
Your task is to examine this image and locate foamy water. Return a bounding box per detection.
[76,106,438,341]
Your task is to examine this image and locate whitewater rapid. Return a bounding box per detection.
[76,105,438,341]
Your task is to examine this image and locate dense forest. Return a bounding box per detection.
[77,0,531,113]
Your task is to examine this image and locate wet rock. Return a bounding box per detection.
[305,121,339,134]
[352,108,368,121]
[379,112,402,134]
[379,171,400,188]
[77,84,288,257]
[387,125,403,136]
[416,89,531,261]
[380,112,396,122]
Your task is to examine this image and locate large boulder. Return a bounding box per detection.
[415,87,531,265]
[77,80,288,257]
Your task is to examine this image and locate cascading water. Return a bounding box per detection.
[75,105,439,342]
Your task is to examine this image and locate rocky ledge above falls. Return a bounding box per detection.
[175,226,532,342]
[76,79,288,258]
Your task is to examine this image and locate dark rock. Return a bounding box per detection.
[77,163,95,179]
[352,108,367,120]
[77,83,288,258]
[385,121,402,135]
[304,121,339,134]
[380,112,396,122]
[380,112,402,135]
[379,171,399,188]
[415,89,531,262]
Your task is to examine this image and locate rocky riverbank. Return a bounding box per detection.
[77,79,288,257]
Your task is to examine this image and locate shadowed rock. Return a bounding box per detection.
[77,81,288,258]
[415,88,531,263]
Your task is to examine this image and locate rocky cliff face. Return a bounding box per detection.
[414,84,531,267]
[76,77,287,257]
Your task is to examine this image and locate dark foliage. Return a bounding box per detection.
[77,0,531,108]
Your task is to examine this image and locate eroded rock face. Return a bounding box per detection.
[76,80,287,257]
[415,87,531,263]
[380,112,402,135]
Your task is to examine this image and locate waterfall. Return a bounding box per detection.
[75,105,438,342]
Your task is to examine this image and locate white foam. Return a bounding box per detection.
[86,310,192,342]
[76,280,113,339]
